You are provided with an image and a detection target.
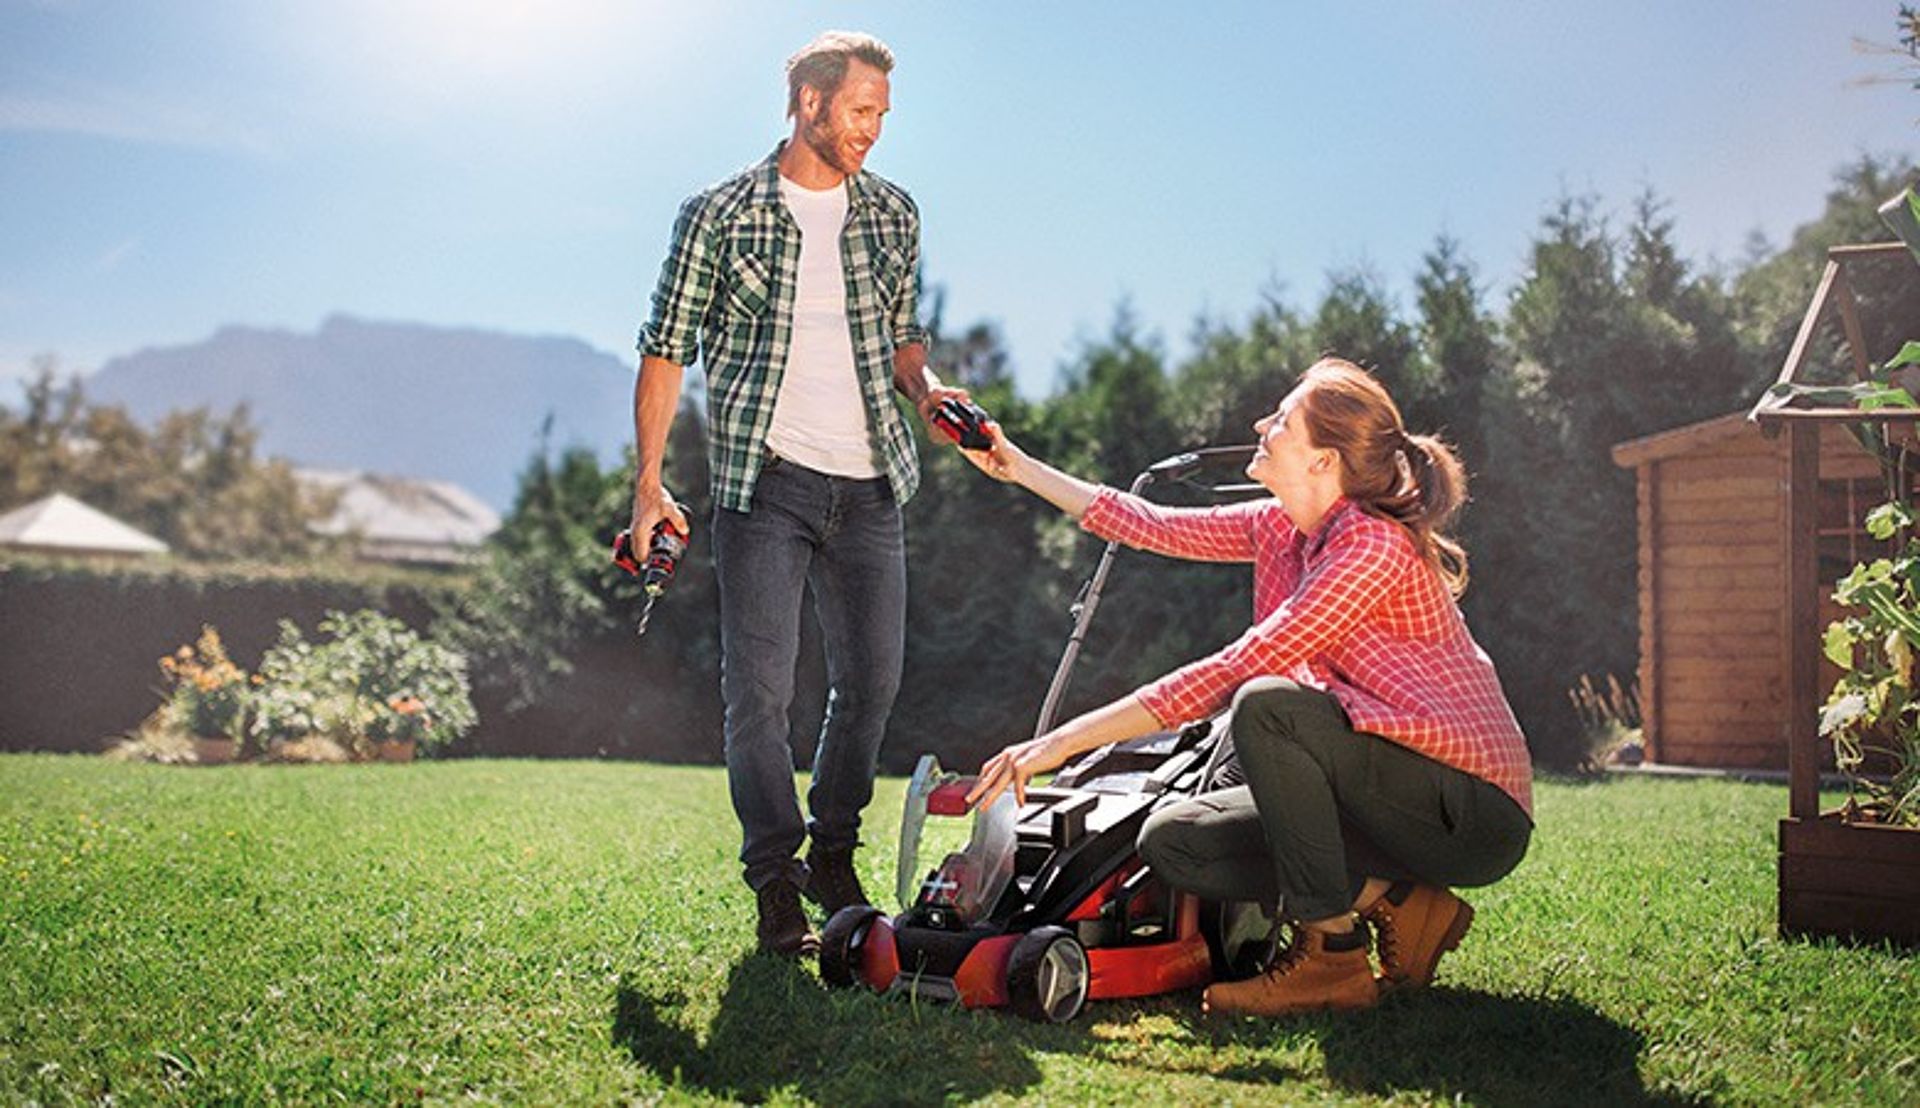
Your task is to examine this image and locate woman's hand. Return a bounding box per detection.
[958,420,1027,484]
[966,732,1071,810]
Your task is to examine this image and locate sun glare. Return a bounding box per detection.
[299,0,692,113]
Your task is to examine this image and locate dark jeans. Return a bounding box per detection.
[712,456,906,892]
[1138,677,1532,922]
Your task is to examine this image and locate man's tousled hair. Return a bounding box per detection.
[786,31,894,117]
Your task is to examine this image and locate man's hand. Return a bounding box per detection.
[915,383,972,428]
[631,480,690,543]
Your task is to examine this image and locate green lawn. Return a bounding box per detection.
[1,755,1913,1106]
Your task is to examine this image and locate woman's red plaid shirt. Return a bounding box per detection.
[1082,489,1533,816]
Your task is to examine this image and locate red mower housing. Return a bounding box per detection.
[820,723,1271,1023]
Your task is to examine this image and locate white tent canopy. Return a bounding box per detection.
[0,493,169,556]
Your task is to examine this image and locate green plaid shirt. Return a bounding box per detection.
[638,143,929,512]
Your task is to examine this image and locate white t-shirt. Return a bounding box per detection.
[763,175,880,478]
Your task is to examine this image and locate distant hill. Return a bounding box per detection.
[87,315,637,510]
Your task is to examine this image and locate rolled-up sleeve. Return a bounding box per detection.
[1134,523,1406,726]
[888,201,929,350]
[1080,488,1262,563]
[637,194,716,366]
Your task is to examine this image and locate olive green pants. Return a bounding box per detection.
[1138,678,1533,922]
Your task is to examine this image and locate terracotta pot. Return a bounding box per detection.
[378,739,416,763]
[194,738,238,765]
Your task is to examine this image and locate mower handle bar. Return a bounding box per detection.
[1032,443,1259,738]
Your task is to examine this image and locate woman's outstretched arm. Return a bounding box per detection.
[960,422,1100,519]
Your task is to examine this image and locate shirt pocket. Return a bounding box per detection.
[722,250,774,319]
[872,243,910,306]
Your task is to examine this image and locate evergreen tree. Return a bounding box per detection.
[1414,236,1501,472]
[1734,155,1920,386]
[1171,294,1315,447]
[1313,266,1433,428]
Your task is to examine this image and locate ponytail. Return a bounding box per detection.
[1383,433,1470,598]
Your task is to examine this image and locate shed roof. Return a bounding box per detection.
[0,493,169,555]
[1610,411,1754,469]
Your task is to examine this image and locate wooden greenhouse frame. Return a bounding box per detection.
[1747,241,1920,945]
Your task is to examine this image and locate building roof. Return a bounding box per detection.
[1610,411,1755,469]
[297,469,500,565]
[0,492,169,556]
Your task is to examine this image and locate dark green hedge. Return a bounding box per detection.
[0,554,749,762]
[0,555,459,753]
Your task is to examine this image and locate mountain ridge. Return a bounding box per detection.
[86,314,638,510]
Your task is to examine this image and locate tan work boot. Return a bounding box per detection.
[1202,923,1378,1016]
[1363,881,1473,989]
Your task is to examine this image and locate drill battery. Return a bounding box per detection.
[930,397,994,450]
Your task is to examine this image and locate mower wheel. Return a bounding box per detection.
[1006,926,1090,1023]
[819,905,886,989]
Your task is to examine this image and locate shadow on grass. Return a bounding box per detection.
[612,952,1044,1105]
[616,957,1696,1105]
[1189,986,1703,1107]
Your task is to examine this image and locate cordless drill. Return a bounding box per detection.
[612,520,689,637]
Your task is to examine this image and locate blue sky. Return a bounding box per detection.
[1,1,1915,397]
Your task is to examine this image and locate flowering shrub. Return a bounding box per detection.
[156,626,254,744]
[252,609,476,758]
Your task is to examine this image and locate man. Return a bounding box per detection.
[630,31,964,956]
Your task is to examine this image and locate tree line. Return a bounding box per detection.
[4,156,1915,771]
[0,367,339,561]
[459,156,1920,772]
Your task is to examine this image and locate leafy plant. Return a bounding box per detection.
[253,609,476,757]
[1760,354,1919,412]
[1820,493,1920,827]
[1817,184,1920,824]
[155,625,255,745]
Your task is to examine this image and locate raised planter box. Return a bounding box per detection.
[1778,813,1920,946]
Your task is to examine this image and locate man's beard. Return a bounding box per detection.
[802,105,856,175]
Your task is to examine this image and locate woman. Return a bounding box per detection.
[962,358,1532,1017]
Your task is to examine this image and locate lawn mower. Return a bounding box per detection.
[818,444,1273,1023]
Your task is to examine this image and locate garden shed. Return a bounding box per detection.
[1611,412,1883,771]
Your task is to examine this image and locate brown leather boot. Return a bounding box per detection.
[1363,881,1473,989]
[755,880,820,957]
[1202,923,1378,1016]
[802,845,871,917]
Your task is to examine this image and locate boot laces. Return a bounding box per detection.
[1368,903,1402,964]
[1266,928,1314,979]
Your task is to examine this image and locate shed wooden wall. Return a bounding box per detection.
[1638,423,1878,769]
